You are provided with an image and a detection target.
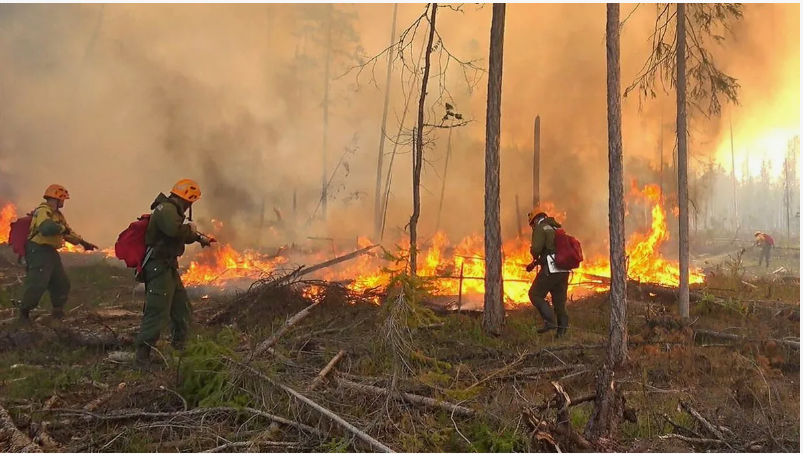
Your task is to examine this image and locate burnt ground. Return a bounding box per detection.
[0,245,799,453]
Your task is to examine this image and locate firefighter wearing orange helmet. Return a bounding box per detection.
[135,179,213,369]
[17,184,98,323]
[754,231,775,268]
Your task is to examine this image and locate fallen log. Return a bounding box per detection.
[679,400,726,441]
[693,329,799,351]
[251,302,319,359]
[337,378,475,417]
[227,358,394,453]
[0,403,42,452]
[659,433,725,445]
[308,350,346,391]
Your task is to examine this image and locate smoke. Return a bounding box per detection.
[0,3,797,251]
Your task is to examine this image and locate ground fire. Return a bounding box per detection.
[2,183,704,303]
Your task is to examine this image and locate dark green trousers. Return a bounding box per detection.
[20,243,70,311]
[135,261,192,349]
[758,245,771,268]
[528,268,570,327]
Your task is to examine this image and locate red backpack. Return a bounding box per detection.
[764,234,775,247]
[8,212,35,260]
[554,228,584,270]
[114,214,151,278]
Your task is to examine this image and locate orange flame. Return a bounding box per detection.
[1,202,17,243]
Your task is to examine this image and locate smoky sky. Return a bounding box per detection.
[0,3,797,250]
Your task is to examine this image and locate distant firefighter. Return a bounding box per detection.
[754,231,775,268]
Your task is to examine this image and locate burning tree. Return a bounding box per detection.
[625,3,742,318]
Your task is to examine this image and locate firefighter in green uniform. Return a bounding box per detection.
[525,210,571,338]
[18,184,98,323]
[135,179,212,368]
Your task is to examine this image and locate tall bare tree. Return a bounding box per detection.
[373,4,399,241]
[482,2,506,336]
[625,3,742,319]
[605,2,627,368]
[585,4,628,441]
[409,3,438,276]
[675,3,690,318]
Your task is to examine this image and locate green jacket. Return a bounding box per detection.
[530,216,562,263]
[146,193,201,263]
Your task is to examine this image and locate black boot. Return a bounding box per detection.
[17,309,31,326]
[136,344,152,368]
[51,307,64,320]
[533,299,556,334]
[556,314,569,338]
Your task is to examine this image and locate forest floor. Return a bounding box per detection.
[0,245,799,453]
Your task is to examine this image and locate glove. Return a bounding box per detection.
[81,240,98,251]
[525,261,537,273]
[199,235,215,248]
[186,222,198,235]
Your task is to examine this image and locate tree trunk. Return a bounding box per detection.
[482,2,506,337]
[409,3,438,276]
[321,4,333,222]
[533,115,541,209]
[676,3,690,319]
[605,2,627,369]
[374,4,399,241]
[730,114,739,229]
[435,126,454,233]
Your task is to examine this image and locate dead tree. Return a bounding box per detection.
[373,4,399,241]
[676,3,690,319]
[410,3,439,276]
[605,2,627,368]
[482,2,506,336]
[624,3,742,319]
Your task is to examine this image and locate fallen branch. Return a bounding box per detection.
[693,329,799,351]
[251,302,319,359]
[45,406,324,438]
[83,382,126,412]
[337,378,475,417]
[202,441,301,453]
[659,433,726,445]
[0,403,42,452]
[308,350,346,391]
[273,245,380,288]
[227,358,395,453]
[679,400,725,440]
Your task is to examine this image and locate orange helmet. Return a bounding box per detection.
[527,209,547,226]
[171,179,201,203]
[43,184,70,201]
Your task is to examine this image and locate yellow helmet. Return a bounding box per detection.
[44,184,70,201]
[754,231,762,237]
[527,209,547,226]
[171,179,201,203]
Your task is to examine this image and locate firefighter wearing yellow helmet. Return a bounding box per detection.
[135,179,212,368]
[18,185,98,323]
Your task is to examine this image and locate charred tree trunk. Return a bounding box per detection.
[374,3,399,241]
[482,2,506,336]
[676,3,690,319]
[321,4,333,222]
[605,2,627,368]
[409,3,438,276]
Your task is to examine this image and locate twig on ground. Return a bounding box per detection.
[308,350,346,391]
[251,302,319,359]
